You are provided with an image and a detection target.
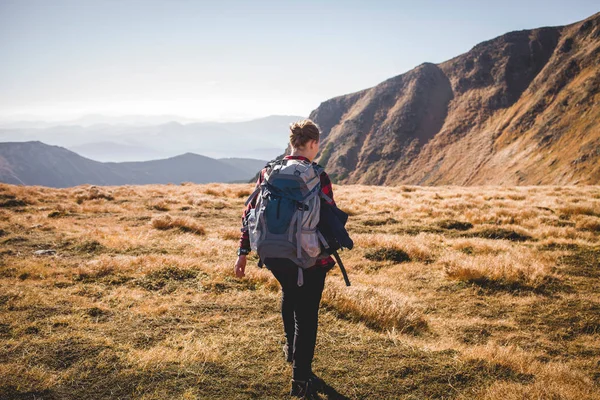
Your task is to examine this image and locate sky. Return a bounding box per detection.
[0,0,598,122]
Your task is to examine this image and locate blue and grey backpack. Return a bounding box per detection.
[244,157,333,286]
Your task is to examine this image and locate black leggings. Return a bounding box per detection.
[264,258,327,381]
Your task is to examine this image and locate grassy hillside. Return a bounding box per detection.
[0,182,599,399]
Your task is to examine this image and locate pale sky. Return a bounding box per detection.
[1,0,598,122]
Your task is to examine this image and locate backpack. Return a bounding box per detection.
[244,157,332,286]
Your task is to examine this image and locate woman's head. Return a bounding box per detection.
[289,119,320,161]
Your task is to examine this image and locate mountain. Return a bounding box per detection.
[304,12,600,185]
[68,141,169,162]
[0,115,304,162]
[0,141,268,188]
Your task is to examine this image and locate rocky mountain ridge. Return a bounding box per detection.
[305,12,600,185]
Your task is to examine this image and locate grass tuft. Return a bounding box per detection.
[322,282,428,334]
[151,214,206,235]
[441,250,559,294]
[75,186,114,203]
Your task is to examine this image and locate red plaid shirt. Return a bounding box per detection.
[239,155,336,270]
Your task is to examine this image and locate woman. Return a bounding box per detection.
[234,119,336,398]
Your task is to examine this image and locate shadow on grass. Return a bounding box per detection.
[516,298,600,340]
[312,374,352,399]
[463,227,534,242]
[559,246,600,278]
[461,275,567,296]
[364,247,411,263]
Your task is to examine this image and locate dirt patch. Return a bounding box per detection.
[135,266,201,291]
[392,225,446,235]
[0,387,56,400]
[516,298,600,340]
[466,227,534,241]
[71,240,106,254]
[347,346,535,399]
[16,336,110,370]
[0,323,12,338]
[538,242,582,251]
[464,275,565,296]
[392,357,534,397]
[2,236,27,245]
[364,247,411,263]
[438,220,473,230]
[362,217,399,226]
[559,246,600,278]
[84,307,112,322]
[458,324,492,344]
[0,194,28,208]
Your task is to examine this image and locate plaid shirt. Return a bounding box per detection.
[239,155,336,270]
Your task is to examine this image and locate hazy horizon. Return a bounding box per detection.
[1,0,599,122]
[0,112,304,126]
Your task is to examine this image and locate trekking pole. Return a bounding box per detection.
[332,250,351,286]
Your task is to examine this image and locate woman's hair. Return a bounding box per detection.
[289,119,320,149]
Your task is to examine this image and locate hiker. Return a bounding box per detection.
[234,119,337,398]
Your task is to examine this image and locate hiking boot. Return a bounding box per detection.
[289,379,319,399]
[283,343,293,363]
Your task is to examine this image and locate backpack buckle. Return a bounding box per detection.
[296,201,309,211]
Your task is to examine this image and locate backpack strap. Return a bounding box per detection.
[312,163,325,176]
[317,230,330,250]
[269,158,287,176]
[244,186,261,206]
[296,205,303,259]
[319,191,333,204]
[245,158,284,206]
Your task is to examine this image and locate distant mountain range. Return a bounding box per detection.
[0,115,303,162]
[0,114,203,129]
[0,141,268,188]
[299,11,600,185]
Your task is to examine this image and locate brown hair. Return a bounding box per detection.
[289,119,320,149]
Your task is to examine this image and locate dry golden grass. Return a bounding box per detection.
[440,249,557,293]
[0,182,599,399]
[576,215,600,232]
[322,281,428,334]
[151,214,206,235]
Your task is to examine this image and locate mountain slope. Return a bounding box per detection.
[308,12,600,185]
[0,141,267,187]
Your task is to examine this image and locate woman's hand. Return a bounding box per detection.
[234,255,247,278]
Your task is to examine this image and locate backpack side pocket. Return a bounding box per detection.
[300,228,321,257]
[247,208,259,252]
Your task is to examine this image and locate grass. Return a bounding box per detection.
[321,281,428,334]
[364,247,411,263]
[151,214,206,235]
[467,227,534,241]
[438,219,474,230]
[0,182,599,399]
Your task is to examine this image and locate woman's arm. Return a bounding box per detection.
[319,170,336,207]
